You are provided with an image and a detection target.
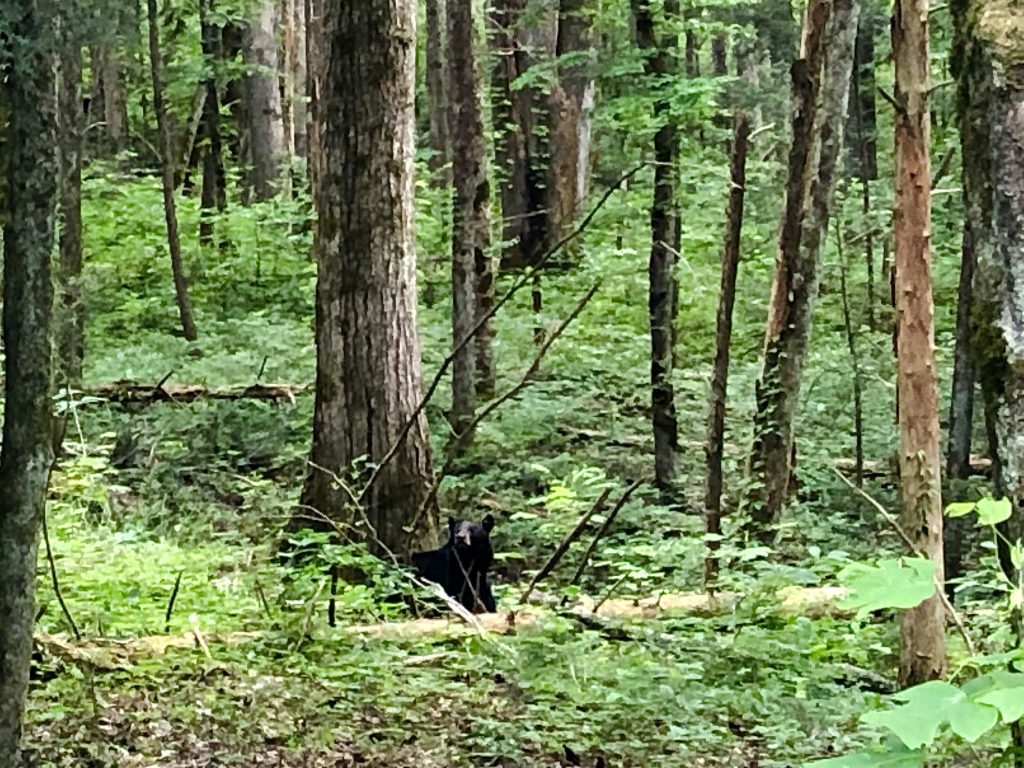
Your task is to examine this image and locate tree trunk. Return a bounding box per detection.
[58,29,85,391]
[546,0,595,252]
[425,0,451,183]
[199,0,228,246]
[306,0,324,204]
[0,1,58,759]
[711,35,728,75]
[242,0,286,200]
[634,0,680,490]
[146,0,199,341]
[846,10,878,181]
[448,0,490,443]
[953,0,1024,639]
[893,0,946,688]
[743,0,859,542]
[944,221,975,597]
[490,0,550,270]
[296,0,435,554]
[89,44,128,154]
[705,111,750,588]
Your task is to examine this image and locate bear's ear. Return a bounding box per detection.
[482,514,495,532]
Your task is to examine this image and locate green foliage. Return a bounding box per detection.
[838,558,937,619]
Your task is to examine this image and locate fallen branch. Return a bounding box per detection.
[75,381,308,405]
[833,455,991,480]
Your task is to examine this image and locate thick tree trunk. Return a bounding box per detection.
[425,0,451,183]
[296,0,435,554]
[58,31,85,391]
[89,44,128,154]
[546,0,595,252]
[743,0,859,541]
[242,0,286,200]
[705,112,750,587]
[146,0,199,341]
[490,0,550,269]
[634,0,680,490]
[199,0,227,246]
[0,1,58,759]
[953,0,1024,643]
[893,0,946,688]
[447,0,491,443]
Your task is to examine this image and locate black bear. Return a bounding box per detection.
[411,515,497,613]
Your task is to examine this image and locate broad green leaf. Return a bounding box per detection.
[839,558,936,619]
[944,501,977,518]
[863,681,963,749]
[947,699,998,742]
[976,496,1013,525]
[977,685,1024,723]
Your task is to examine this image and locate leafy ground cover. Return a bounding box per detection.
[22,139,989,767]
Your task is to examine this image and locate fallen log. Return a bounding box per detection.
[33,586,851,669]
[72,381,309,406]
[833,455,992,480]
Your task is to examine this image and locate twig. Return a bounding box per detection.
[153,369,174,396]
[593,573,631,613]
[41,510,80,640]
[877,87,904,116]
[293,578,327,652]
[189,613,212,659]
[561,480,644,606]
[359,165,646,504]
[520,488,614,605]
[164,571,183,633]
[411,283,602,535]
[832,467,976,654]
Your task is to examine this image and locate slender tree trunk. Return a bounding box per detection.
[295,0,435,554]
[743,0,859,541]
[146,0,199,341]
[684,28,700,78]
[893,0,946,688]
[199,0,228,246]
[837,219,865,486]
[306,0,323,204]
[711,35,728,75]
[546,0,595,252]
[425,0,451,183]
[58,30,85,391]
[0,1,58,759]
[490,0,549,269]
[447,0,490,444]
[291,0,308,159]
[705,111,750,588]
[242,0,286,200]
[90,44,128,154]
[847,11,878,181]
[944,222,975,597]
[633,0,680,490]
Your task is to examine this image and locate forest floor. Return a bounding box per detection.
[21,158,988,767]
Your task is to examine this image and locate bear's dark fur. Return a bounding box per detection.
[411,515,496,613]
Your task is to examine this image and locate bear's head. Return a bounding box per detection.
[447,514,495,552]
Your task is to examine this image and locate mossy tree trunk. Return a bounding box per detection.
[742,0,860,542]
[0,0,59,759]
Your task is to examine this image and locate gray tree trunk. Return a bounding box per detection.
[243,0,286,200]
[743,0,860,541]
[89,44,128,154]
[296,0,435,554]
[0,1,58,759]
[425,0,451,183]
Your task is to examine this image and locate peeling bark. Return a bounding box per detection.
[893,0,946,688]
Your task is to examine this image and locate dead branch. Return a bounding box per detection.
[76,381,307,405]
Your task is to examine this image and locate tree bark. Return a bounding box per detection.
[89,44,128,154]
[146,0,199,341]
[893,0,946,688]
[295,0,435,554]
[953,0,1024,635]
[199,0,227,246]
[546,0,595,253]
[743,0,860,542]
[634,0,680,490]
[57,26,85,391]
[846,9,878,181]
[489,0,550,270]
[305,0,324,205]
[711,35,728,75]
[242,0,286,200]
[447,0,490,443]
[706,111,750,587]
[0,1,58,759]
[425,0,451,183]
